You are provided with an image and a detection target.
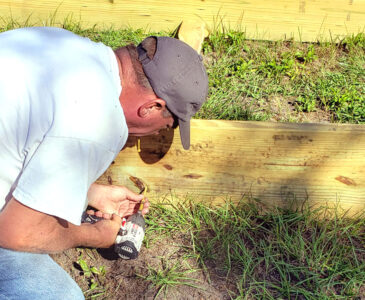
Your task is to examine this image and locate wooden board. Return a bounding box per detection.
[177,21,207,53]
[97,120,365,216]
[0,0,364,42]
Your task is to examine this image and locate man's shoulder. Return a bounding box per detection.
[1,26,85,41]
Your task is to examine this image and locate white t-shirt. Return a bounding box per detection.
[0,27,128,225]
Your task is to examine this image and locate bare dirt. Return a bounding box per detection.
[52,234,235,300]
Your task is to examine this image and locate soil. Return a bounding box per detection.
[257,95,332,123]
[52,234,235,300]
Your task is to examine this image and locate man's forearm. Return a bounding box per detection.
[0,198,114,253]
[7,221,105,254]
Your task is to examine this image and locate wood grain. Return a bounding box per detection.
[0,0,364,42]
[97,120,365,216]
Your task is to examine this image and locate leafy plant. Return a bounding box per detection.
[340,32,365,51]
[295,95,317,112]
[295,45,318,63]
[77,254,107,299]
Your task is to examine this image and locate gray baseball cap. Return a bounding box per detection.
[137,36,209,150]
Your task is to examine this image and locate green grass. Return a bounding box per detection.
[137,257,200,299]
[2,22,363,123]
[145,200,365,299]
[198,30,365,123]
[77,27,363,123]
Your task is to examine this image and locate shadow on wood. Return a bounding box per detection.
[124,128,174,165]
[98,120,365,217]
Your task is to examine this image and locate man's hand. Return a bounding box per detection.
[87,183,150,217]
[83,214,122,248]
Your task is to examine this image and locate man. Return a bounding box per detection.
[0,27,208,299]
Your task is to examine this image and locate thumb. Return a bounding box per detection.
[125,189,144,202]
[111,213,122,226]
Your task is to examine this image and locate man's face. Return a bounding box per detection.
[120,81,178,137]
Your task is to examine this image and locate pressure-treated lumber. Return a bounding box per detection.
[177,21,207,53]
[97,120,365,215]
[0,0,364,42]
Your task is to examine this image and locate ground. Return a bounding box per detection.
[52,235,234,299]
[51,200,365,299]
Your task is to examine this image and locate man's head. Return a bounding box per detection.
[118,36,208,150]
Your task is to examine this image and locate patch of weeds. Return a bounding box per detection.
[137,257,200,299]
[340,33,365,52]
[203,29,247,56]
[146,199,365,299]
[77,252,107,299]
[296,72,365,122]
[258,54,296,79]
[201,29,364,123]
[295,44,318,64]
[257,44,318,81]
[295,95,317,112]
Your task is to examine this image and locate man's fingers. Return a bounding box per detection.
[86,209,95,215]
[111,213,122,226]
[143,198,150,207]
[129,200,150,216]
[94,211,103,218]
[86,210,112,220]
[141,203,150,215]
[142,208,149,216]
[94,211,111,219]
[141,199,150,216]
[124,188,144,202]
[101,212,112,219]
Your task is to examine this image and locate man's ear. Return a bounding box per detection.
[138,99,166,118]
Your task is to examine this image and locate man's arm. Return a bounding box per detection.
[0,197,121,253]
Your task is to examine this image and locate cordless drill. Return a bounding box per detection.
[81,204,146,260]
[82,177,147,260]
[114,205,146,260]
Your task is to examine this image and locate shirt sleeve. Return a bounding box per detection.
[13,136,115,225]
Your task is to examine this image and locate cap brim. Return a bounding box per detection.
[178,119,190,150]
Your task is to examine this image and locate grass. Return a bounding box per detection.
[1,21,364,298]
[2,20,364,123]
[145,199,365,299]
[137,257,200,299]
[199,30,365,123]
[82,27,362,123]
